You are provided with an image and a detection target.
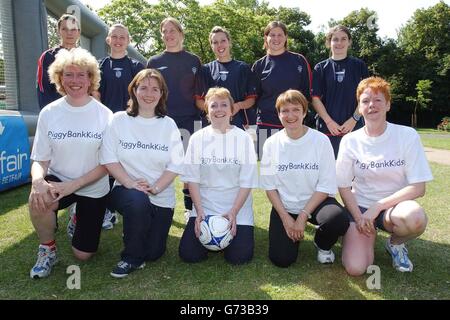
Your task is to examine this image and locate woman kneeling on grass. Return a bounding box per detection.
[179,87,258,265]
[336,77,433,275]
[100,69,184,278]
[260,89,349,268]
[29,48,112,279]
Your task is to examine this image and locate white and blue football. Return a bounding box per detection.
[199,215,234,251]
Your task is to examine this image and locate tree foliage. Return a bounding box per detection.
[407,80,433,128]
[397,0,449,125]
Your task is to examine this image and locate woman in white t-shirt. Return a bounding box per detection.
[260,89,349,268]
[179,87,258,264]
[29,48,112,279]
[336,77,433,275]
[100,69,184,278]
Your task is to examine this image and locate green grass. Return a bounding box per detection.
[416,128,450,135]
[1,162,449,300]
[417,128,450,150]
[420,137,450,150]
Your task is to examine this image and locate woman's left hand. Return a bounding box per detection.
[48,180,79,202]
[292,214,307,242]
[359,205,381,235]
[339,118,357,134]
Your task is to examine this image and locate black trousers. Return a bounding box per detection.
[179,217,254,265]
[109,186,174,265]
[269,197,349,268]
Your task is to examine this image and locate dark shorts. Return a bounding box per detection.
[172,115,202,151]
[45,175,107,252]
[347,206,388,232]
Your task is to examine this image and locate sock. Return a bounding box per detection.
[182,188,193,211]
[41,240,56,251]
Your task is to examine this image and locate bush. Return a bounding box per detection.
[437,117,450,131]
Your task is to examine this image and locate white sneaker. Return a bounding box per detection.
[385,238,413,272]
[102,209,118,230]
[30,245,58,279]
[314,242,335,264]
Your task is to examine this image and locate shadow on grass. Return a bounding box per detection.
[1,208,448,300]
[0,184,29,215]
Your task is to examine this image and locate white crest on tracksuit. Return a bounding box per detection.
[192,67,197,74]
[113,68,123,78]
[297,65,303,73]
[219,71,229,81]
[336,69,346,83]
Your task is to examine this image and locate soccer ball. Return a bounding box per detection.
[199,215,234,251]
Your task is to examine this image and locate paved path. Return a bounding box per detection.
[424,147,450,166]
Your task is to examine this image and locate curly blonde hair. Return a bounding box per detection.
[49,48,101,96]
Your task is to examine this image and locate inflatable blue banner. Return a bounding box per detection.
[0,115,31,192]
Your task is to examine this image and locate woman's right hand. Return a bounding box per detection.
[325,119,342,136]
[355,215,375,236]
[281,214,299,242]
[124,178,151,193]
[194,211,205,238]
[29,178,54,212]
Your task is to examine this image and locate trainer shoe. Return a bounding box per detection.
[30,245,58,279]
[314,242,335,264]
[110,261,145,278]
[67,204,77,239]
[385,238,413,272]
[102,209,118,230]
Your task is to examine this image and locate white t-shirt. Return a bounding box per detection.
[31,97,112,198]
[182,126,258,226]
[336,122,433,208]
[260,128,337,214]
[100,112,184,208]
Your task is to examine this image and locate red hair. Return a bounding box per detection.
[356,77,391,102]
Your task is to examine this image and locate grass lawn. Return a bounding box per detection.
[417,128,450,150]
[0,162,449,300]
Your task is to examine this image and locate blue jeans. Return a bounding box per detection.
[109,186,174,265]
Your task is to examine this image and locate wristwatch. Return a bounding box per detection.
[352,112,362,122]
[153,185,160,194]
[300,209,311,220]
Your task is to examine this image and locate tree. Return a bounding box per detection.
[98,0,155,56]
[407,80,433,128]
[331,8,384,75]
[47,15,59,48]
[397,1,450,126]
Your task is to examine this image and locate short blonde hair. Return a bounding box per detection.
[107,23,130,39]
[356,77,391,103]
[209,26,231,44]
[160,17,184,35]
[204,87,234,114]
[57,14,80,30]
[275,89,309,114]
[49,48,101,96]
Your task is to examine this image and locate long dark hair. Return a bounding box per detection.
[126,69,168,118]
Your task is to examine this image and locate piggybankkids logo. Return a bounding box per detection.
[119,140,169,152]
[47,130,103,140]
[277,162,319,172]
[356,159,406,170]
